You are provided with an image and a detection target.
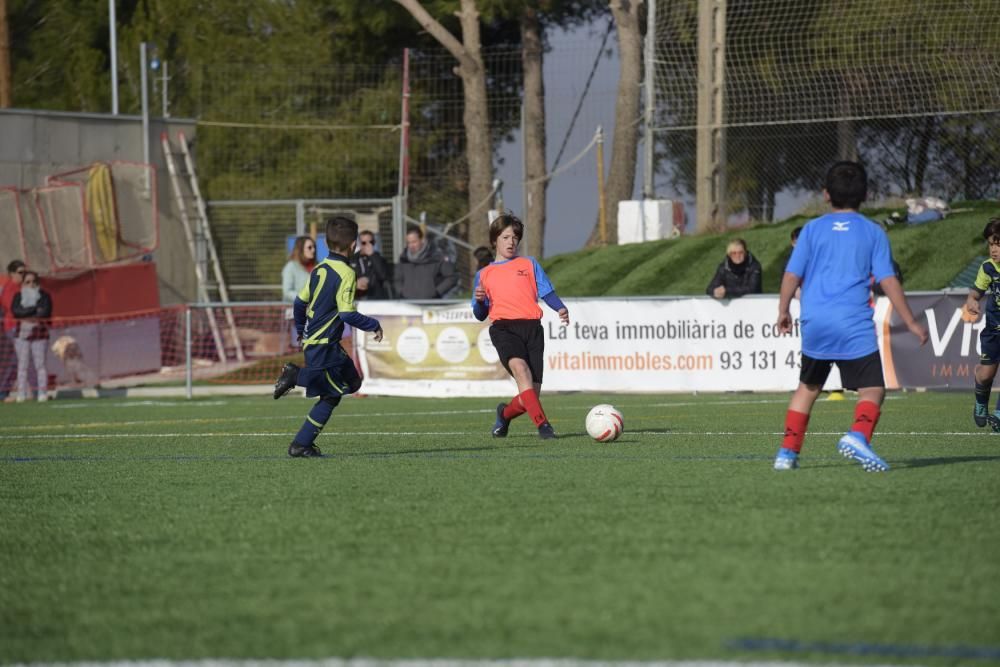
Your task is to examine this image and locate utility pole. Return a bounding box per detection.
[0,0,12,108]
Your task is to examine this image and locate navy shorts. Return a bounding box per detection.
[800,350,884,390]
[489,319,545,384]
[296,352,362,398]
[979,324,1000,365]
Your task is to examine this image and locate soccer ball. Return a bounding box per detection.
[585,404,624,442]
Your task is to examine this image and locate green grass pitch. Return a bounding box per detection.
[1,391,998,665]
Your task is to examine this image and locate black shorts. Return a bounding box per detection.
[800,350,884,390]
[979,323,1000,365]
[489,319,545,384]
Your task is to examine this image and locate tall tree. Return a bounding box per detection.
[587,0,644,246]
[395,0,493,257]
[520,4,546,255]
[0,0,10,107]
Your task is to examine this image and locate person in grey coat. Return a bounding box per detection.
[394,226,457,299]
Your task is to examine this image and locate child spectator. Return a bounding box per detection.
[11,271,52,402]
[472,212,570,439]
[272,216,383,458]
[774,161,928,472]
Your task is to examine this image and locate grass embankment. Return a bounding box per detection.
[543,201,1000,296]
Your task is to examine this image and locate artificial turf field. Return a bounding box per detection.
[1,390,998,666]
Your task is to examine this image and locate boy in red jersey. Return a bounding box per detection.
[472,213,570,439]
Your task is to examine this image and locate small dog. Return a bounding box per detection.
[51,335,98,387]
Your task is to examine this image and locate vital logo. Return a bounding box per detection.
[832,221,850,232]
[926,307,987,357]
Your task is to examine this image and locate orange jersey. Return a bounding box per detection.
[473,255,555,321]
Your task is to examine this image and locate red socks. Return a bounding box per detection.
[503,389,548,426]
[782,400,881,454]
[781,410,810,453]
[851,400,881,442]
[502,396,526,421]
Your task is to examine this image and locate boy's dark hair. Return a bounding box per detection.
[326,216,358,253]
[825,161,868,210]
[488,213,524,249]
[406,225,424,239]
[981,217,1000,242]
[791,226,802,242]
[7,259,25,274]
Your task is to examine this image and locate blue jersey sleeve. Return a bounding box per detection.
[870,227,895,284]
[530,257,555,298]
[471,271,489,321]
[785,226,809,278]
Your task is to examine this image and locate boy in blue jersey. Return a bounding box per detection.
[774,161,928,472]
[272,216,384,458]
[964,218,1000,430]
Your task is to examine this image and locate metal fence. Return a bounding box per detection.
[646,0,1000,230]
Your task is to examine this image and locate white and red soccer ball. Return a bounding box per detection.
[585,404,624,442]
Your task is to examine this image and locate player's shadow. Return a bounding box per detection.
[892,454,1000,469]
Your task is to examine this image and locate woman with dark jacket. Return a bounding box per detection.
[350,230,394,299]
[706,238,763,299]
[11,270,53,402]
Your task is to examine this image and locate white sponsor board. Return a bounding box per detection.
[356,297,845,396]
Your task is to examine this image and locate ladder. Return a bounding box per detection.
[160,132,245,363]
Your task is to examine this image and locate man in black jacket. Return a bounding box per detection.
[706,238,763,299]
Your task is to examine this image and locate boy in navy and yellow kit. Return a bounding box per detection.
[965,218,1000,430]
[273,216,383,457]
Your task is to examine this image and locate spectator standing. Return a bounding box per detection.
[394,226,457,299]
[11,271,52,402]
[473,246,493,271]
[788,227,803,300]
[350,230,394,299]
[281,236,316,349]
[706,238,763,299]
[0,260,26,402]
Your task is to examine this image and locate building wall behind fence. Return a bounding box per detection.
[0,109,199,306]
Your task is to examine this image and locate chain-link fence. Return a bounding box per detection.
[648,0,1000,228]
[188,48,524,298]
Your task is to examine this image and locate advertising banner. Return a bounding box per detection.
[357,297,844,396]
[356,301,514,397]
[357,293,975,396]
[883,292,981,389]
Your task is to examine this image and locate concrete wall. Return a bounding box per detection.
[0,108,198,306]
